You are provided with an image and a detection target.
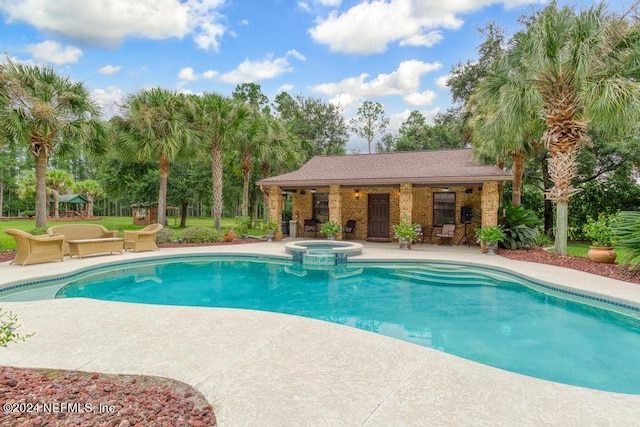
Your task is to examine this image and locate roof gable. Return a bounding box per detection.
[56,194,89,204]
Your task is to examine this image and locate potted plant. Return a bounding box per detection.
[393,215,419,249]
[235,216,251,239]
[321,221,342,240]
[476,225,506,255]
[583,214,617,263]
[223,228,235,242]
[262,221,279,242]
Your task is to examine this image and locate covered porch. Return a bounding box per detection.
[257,149,512,242]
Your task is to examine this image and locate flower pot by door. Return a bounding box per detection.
[399,238,411,250]
[588,246,617,263]
[485,242,497,255]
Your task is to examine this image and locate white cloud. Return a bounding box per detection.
[277,84,294,93]
[399,31,443,48]
[26,40,82,64]
[98,65,122,75]
[403,90,437,106]
[178,67,198,81]
[435,75,450,89]
[298,0,341,13]
[309,0,542,54]
[328,92,358,110]
[177,67,218,85]
[202,70,218,79]
[311,60,442,99]
[0,0,227,51]
[218,51,306,84]
[92,85,125,119]
[297,1,312,13]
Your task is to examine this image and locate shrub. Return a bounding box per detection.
[476,225,506,244]
[611,211,640,270]
[180,227,222,243]
[262,221,279,233]
[155,227,175,244]
[499,204,541,249]
[29,227,48,236]
[235,216,251,237]
[321,221,342,236]
[583,214,615,247]
[393,215,419,241]
[1,308,34,347]
[535,230,554,247]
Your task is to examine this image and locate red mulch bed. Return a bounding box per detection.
[1,366,216,426]
[499,248,640,285]
[2,241,639,425]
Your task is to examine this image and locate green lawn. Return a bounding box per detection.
[0,216,265,250]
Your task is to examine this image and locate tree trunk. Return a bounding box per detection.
[0,174,4,217]
[554,201,568,255]
[158,155,169,225]
[240,152,253,218]
[511,151,524,206]
[211,142,223,230]
[180,201,188,228]
[87,196,94,218]
[53,191,60,218]
[541,153,554,233]
[35,151,48,228]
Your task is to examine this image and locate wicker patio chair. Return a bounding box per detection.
[124,223,163,252]
[302,219,318,239]
[4,228,65,266]
[342,220,356,240]
[436,223,456,245]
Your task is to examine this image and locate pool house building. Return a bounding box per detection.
[256,148,513,242]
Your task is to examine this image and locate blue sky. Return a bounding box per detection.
[0,0,627,152]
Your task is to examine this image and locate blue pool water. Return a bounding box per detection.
[6,257,640,394]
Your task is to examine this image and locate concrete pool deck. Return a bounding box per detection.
[1,240,640,425]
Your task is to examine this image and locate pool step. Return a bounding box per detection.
[389,269,501,287]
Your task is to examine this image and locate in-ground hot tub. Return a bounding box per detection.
[284,240,363,264]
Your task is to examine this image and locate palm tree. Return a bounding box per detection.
[469,54,545,206]
[188,93,250,229]
[0,57,106,227]
[74,179,104,217]
[485,2,640,254]
[116,88,193,225]
[46,169,73,218]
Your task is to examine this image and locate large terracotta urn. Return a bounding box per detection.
[587,246,617,263]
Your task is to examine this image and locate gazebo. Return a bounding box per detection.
[51,194,89,218]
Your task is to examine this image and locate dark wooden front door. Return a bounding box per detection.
[368,194,389,239]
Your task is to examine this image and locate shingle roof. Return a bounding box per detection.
[55,194,88,204]
[257,149,512,188]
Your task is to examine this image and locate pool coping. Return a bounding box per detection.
[1,240,640,425]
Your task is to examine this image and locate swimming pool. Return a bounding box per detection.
[3,255,640,394]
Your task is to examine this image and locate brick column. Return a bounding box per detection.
[267,185,283,240]
[329,184,342,239]
[399,183,413,222]
[481,182,499,227]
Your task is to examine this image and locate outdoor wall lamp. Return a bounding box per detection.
[354,189,360,199]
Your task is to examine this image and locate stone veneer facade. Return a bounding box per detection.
[263,182,502,243]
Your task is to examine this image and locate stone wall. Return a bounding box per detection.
[267,185,283,240]
[481,182,500,227]
[290,184,490,243]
